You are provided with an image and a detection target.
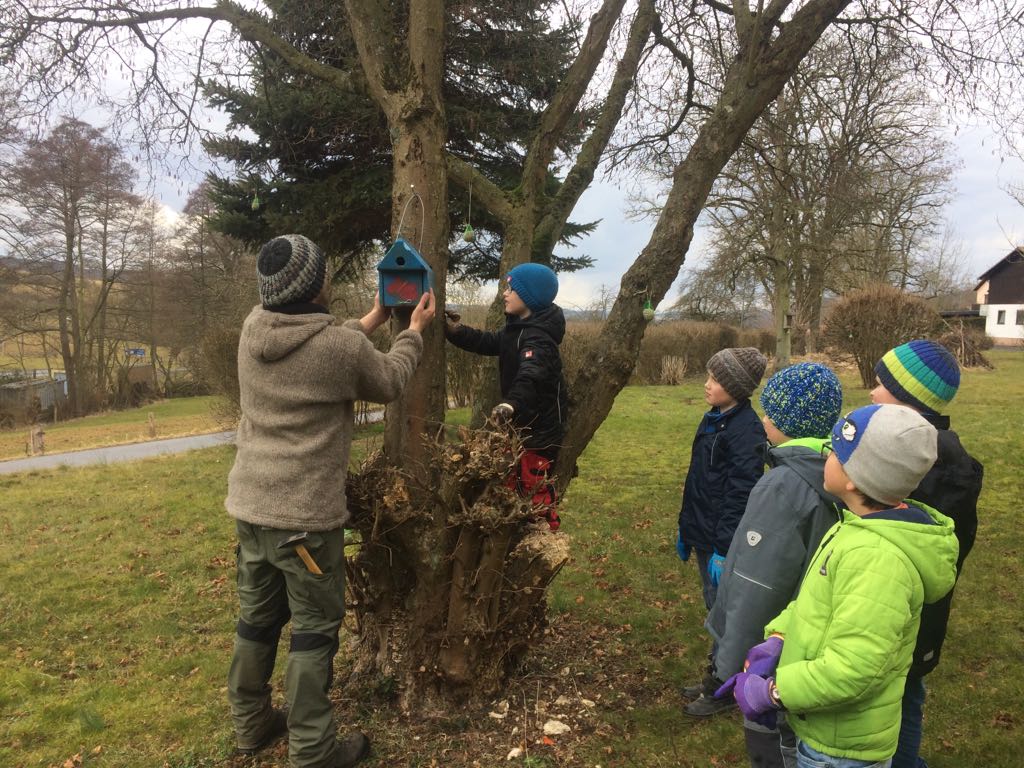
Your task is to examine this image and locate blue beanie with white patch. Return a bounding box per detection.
[507,263,558,312]
[831,403,937,504]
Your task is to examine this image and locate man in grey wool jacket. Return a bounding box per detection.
[225,234,435,768]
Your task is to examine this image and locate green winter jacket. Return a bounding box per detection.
[765,502,958,761]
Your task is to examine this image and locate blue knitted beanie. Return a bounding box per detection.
[760,362,843,440]
[507,263,558,312]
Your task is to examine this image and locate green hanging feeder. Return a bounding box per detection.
[642,297,655,321]
[462,223,475,242]
[251,191,261,211]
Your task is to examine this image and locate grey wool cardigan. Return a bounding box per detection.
[226,306,423,531]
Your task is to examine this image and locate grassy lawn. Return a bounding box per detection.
[1,351,1021,767]
[0,397,225,461]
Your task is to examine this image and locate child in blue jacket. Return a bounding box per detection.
[678,347,767,715]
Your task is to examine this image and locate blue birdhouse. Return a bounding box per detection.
[376,237,434,307]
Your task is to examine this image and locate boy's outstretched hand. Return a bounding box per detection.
[444,309,462,337]
[409,289,436,333]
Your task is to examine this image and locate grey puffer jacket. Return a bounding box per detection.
[706,437,842,680]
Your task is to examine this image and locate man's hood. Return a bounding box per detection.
[844,502,959,603]
[242,306,334,362]
[507,303,566,343]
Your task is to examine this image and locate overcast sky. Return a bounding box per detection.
[148,117,1024,313]
[545,121,1024,311]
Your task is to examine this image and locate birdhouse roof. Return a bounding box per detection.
[379,237,430,270]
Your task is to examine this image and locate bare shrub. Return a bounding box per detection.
[561,320,602,385]
[821,284,942,387]
[195,325,243,426]
[446,304,490,408]
[633,321,735,384]
[739,328,775,353]
[660,355,688,384]
[632,321,774,385]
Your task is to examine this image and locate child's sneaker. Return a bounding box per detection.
[683,690,735,718]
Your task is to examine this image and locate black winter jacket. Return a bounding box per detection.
[678,399,766,555]
[907,414,983,677]
[446,304,568,454]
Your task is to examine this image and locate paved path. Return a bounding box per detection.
[0,408,387,476]
[0,431,237,475]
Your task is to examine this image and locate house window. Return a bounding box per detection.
[1017,310,1024,325]
[996,310,1006,325]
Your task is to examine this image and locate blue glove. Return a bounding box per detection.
[675,527,690,562]
[715,672,779,729]
[707,550,725,586]
[744,636,784,677]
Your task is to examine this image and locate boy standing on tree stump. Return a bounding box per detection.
[444,263,568,530]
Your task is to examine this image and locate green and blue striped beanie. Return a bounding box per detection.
[874,339,959,415]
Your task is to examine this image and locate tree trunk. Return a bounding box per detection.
[381,110,450,474]
[341,0,851,711]
[803,259,827,354]
[772,259,792,370]
[345,427,568,711]
[558,0,855,483]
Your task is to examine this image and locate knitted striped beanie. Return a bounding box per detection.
[874,339,960,415]
[257,234,327,308]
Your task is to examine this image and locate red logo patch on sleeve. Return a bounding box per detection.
[523,349,534,359]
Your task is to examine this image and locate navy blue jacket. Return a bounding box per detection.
[907,414,983,677]
[678,399,766,555]
[446,304,568,454]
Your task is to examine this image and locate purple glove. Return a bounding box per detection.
[733,675,778,729]
[745,636,784,677]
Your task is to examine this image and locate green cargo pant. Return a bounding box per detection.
[227,520,346,768]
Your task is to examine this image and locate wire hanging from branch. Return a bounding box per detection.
[396,186,426,252]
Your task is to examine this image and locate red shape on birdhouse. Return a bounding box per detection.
[384,277,420,303]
